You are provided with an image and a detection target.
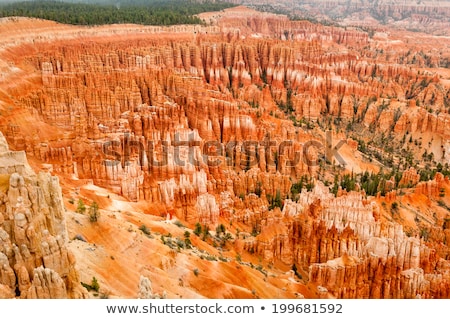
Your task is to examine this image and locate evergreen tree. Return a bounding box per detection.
[89,201,100,222]
[76,199,86,214]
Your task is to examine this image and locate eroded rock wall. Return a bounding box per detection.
[0,132,85,298]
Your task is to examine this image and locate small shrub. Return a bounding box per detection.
[91,277,100,292]
[205,254,217,261]
[201,225,210,241]
[255,264,267,276]
[89,201,100,222]
[215,224,226,235]
[251,225,259,237]
[193,268,199,277]
[438,200,450,211]
[193,223,202,236]
[81,277,100,292]
[292,263,302,280]
[176,238,185,249]
[76,199,86,214]
[173,220,185,228]
[391,202,399,214]
[73,234,87,242]
[218,256,228,262]
[161,233,180,250]
[184,231,192,248]
[220,232,232,247]
[139,224,151,236]
[420,228,430,241]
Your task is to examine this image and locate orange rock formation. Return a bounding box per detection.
[0,6,450,299]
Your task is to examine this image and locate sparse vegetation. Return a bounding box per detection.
[88,201,100,222]
[173,220,185,228]
[292,263,302,280]
[201,224,210,241]
[193,223,202,237]
[255,264,267,276]
[76,199,86,214]
[419,228,430,241]
[139,224,151,236]
[81,277,100,293]
[184,231,192,248]
[268,189,283,210]
[290,175,314,199]
[215,224,226,235]
[391,202,399,214]
[438,200,450,211]
[160,231,192,250]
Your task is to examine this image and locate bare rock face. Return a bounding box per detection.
[137,275,154,299]
[414,172,448,198]
[0,132,86,298]
[261,0,450,36]
[25,266,67,299]
[196,193,220,227]
[136,275,166,299]
[399,167,420,187]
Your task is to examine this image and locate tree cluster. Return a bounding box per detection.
[0,0,235,26]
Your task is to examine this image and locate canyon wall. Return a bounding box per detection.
[241,0,450,36]
[0,132,86,298]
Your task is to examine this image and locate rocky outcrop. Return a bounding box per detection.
[399,167,420,187]
[137,275,165,299]
[238,182,450,298]
[255,0,450,36]
[25,267,68,299]
[0,132,86,298]
[414,172,448,198]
